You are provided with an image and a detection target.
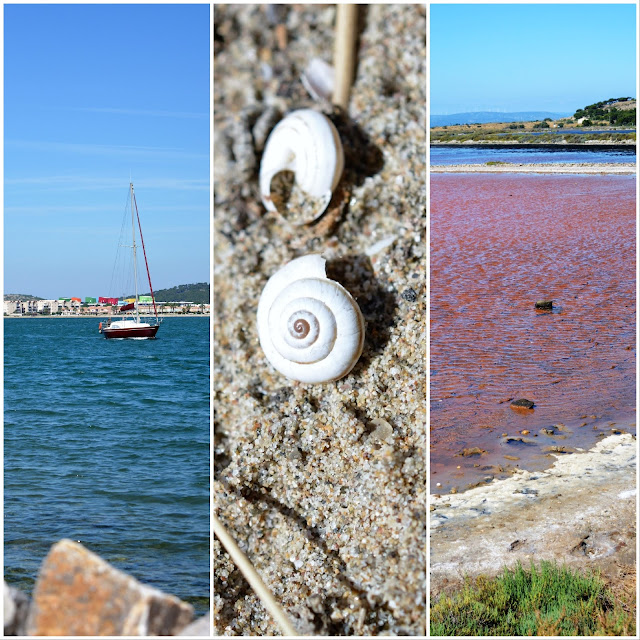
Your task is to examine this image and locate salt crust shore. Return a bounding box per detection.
[431,162,636,174]
[431,434,637,593]
[431,433,636,527]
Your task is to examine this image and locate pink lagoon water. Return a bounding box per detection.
[430,174,636,492]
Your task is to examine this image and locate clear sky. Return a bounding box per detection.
[430,3,637,114]
[3,3,210,300]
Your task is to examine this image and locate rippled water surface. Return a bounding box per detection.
[431,145,636,165]
[430,175,636,492]
[4,317,210,614]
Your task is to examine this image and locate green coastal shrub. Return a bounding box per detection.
[430,561,635,637]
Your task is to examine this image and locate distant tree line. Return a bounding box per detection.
[136,282,210,304]
[574,97,636,126]
[4,293,44,302]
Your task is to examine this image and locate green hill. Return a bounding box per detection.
[574,97,636,126]
[139,282,210,304]
[3,293,43,301]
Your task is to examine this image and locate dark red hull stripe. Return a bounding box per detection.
[101,326,159,339]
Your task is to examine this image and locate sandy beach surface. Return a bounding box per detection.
[431,162,636,174]
[431,431,637,598]
[214,5,425,636]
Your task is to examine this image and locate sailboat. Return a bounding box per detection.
[99,183,161,339]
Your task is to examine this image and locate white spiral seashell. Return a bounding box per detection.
[257,254,365,384]
[259,109,344,221]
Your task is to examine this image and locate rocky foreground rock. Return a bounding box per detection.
[4,539,209,636]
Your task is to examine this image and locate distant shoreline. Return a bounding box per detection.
[431,141,636,148]
[431,162,636,174]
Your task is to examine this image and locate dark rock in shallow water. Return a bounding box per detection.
[456,447,487,457]
[510,398,535,410]
[504,436,536,446]
[535,299,553,310]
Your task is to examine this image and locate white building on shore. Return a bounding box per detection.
[4,298,210,316]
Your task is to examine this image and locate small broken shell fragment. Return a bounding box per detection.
[301,58,335,102]
[259,109,344,225]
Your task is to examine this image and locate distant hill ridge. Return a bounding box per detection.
[5,282,210,304]
[140,282,210,304]
[573,98,635,126]
[431,111,571,127]
[4,293,43,302]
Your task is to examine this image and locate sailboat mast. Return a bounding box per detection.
[130,182,140,322]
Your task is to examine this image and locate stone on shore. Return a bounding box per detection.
[178,611,211,636]
[25,539,193,636]
[4,581,29,636]
[535,299,553,310]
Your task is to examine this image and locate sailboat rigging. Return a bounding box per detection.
[99,183,161,339]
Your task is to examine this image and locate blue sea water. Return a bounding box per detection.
[3,316,210,615]
[431,144,637,165]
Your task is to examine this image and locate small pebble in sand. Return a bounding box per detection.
[367,418,393,441]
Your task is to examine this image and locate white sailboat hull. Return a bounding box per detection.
[100,319,159,339]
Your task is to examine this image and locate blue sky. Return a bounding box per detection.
[3,3,210,299]
[430,3,637,114]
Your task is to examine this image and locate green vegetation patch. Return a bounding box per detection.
[574,97,636,127]
[3,293,43,301]
[134,282,210,304]
[430,561,636,636]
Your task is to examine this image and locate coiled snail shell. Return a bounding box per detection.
[257,255,365,384]
[259,109,344,223]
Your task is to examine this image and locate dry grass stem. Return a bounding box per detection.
[213,514,299,636]
[333,4,358,110]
